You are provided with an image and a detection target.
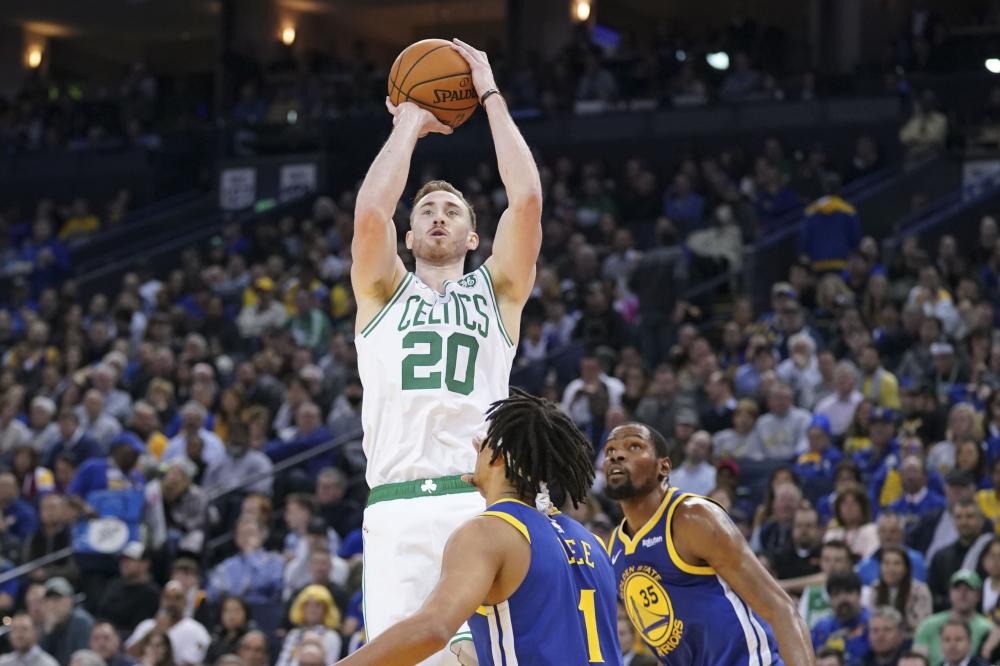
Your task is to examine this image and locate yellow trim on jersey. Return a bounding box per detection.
[475,606,489,617]
[482,511,531,544]
[616,488,677,555]
[359,272,414,337]
[665,493,717,576]
[489,498,534,509]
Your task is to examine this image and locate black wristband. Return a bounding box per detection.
[480,88,501,105]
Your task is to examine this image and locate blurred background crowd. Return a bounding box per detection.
[3,1,1000,666]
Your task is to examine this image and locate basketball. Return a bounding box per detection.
[388,38,477,129]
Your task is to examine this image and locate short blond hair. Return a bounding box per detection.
[412,180,476,229]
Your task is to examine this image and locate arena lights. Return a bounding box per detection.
[281,26,296,46]
[987,58,1000,74]
[707,51,730,71]
[26,46,43,69]
[572,0,591,22]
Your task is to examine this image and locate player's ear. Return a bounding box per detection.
[659,457,672,482]
[405,229,413,250]
[467,230,479,251]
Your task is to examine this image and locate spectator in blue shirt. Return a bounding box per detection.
[207,517,285,605]
[67,431,145,500]
[794,414,843,485]
[19,218,70,294]
[889,456,947,525]
[0,472,38,542]
[857,511,928,585]
[662,173,705,232]
[799,175,862,274]
[44,409,102,470]
[812,571,871,662]
[265,402,336,480]
[755,163,801,232]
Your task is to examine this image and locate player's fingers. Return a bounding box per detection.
[460,473,474,486]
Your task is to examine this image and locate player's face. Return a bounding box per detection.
[407,191,478,264]
[602,425,669,500]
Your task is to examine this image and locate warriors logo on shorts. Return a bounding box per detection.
[620,565,684,657]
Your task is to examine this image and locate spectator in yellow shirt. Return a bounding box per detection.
[859,343,901,410]
[977,459,1000,532]
[58,199,101,243]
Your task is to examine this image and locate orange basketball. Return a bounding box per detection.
[388,38,477,129]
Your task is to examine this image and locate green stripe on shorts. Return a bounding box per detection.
[366,474,477,506]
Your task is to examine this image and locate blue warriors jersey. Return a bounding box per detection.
[608,488,784,665]
[551,511,622,665]
[468,499,623,665]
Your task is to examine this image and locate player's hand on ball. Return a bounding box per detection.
[450,39,497,99]
[384,97,453,138]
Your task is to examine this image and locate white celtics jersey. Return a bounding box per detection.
[355,265,516,487]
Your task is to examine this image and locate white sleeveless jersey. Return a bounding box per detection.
[355,265,516,487]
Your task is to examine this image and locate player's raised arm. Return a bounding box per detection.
[451,39,542,308]
[352,100,453,311]
[337,515,516,666]
[673,497,816,665]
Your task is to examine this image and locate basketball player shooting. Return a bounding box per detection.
[351,39,541,666]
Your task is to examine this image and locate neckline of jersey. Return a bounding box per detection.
[616,486,677,553]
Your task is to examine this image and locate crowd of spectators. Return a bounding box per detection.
[0,65,995,666]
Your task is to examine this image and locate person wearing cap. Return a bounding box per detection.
[45,408,102,470]
[853,406,904,505]
[94,542,160,635]
[927,497,993,613]
[276,584,342,666]
[889,456,947,524]
[748,381,812,461]
[859,343,902,410]
[1,613,60,666]
[67,430,145,500]
[815,360,864,438]
[236,275,287,338]
[811,570,871,662]
[794,414,844,485]
[929,342,968,406]
[39,577,94,666]
[913,570,993,666]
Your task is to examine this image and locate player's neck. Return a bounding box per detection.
[619,485,670,537]
[415,258,465,294]
[485,487,532,507]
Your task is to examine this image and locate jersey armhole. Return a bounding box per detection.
[481,511,531,544]
[358,272,413,337]
[477,265,514,348]
[664,493,717,576]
